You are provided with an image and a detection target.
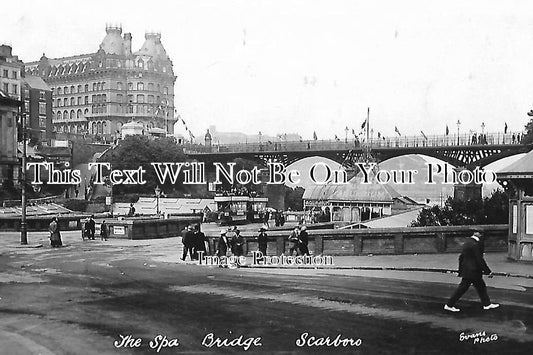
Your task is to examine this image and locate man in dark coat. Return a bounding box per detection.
[298,225,310,256]
[181,225,195,261]
[444,231,499,312]
[194,224,207,259]
[85,215,96,240]
[257,226,268,256]
[217,230,230,257]
[100,220,108,241]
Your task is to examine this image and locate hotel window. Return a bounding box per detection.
[57,112,62,120]
[84,84,89,92]
[117,82,123,91]
[39,117,46,128]
[77,97,82,105]
[84,96,89,105]
[102,94,107,103]
[57,87,62,95]
[39,91,46,100]
[70,111,75,120]
[2,69,8,78]
[137,82,144,91]
[148,83,154,91]
[148,95,154,104]
[128,82,133,90]
[11,71,18,79]
[117,94,123,103]
[163,87,168,95]
[2,83,8,92]
[70,97,75,106]
[137,94,144,103]
[70,85,75,93]
[93,83,97,91]
[101,82,106,90]
[39,102,46,115]
[64,86,69,94]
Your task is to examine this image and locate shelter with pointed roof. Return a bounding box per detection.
[497,150,533,261]
[24,25,177,142]
[303,173,420,223]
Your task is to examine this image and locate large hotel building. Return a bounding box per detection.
[25,26,177,141]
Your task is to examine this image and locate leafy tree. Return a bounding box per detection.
[284,186,305,211]
[520,114,533,144]
[103,135,189,195]
[411,189,509,226]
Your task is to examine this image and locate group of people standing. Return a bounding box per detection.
[83,215,108,241]
[287,225,310,256]
[181,224,208,261]
[216,226,245,257]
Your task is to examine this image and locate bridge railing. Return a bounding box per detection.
[187,131,524,154]
[204,224,508,256]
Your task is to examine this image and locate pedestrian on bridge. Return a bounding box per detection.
[444,231,499,312]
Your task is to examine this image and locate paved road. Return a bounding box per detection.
[0,232,532,354]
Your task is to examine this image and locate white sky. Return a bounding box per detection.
[3,0,533,140]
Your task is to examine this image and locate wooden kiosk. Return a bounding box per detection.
[497,150,533,261]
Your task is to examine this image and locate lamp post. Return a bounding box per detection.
[20,112,27,245]
[456,120,461,145]
[154,185,162,215]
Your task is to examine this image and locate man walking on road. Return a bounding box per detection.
[444,231,500,312]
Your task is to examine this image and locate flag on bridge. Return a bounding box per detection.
[395,126,401,136]
[446,125,449,135]
[421,131,428,140]
[361,120,366,130]
[377,132,381,138]
[351,128,355,135]
[313,131,318,140]
[335,135,340,141]
[505,122,508,133]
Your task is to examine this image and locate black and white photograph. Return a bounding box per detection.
[1,1,533,354]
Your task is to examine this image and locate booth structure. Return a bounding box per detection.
[497,150,533,262]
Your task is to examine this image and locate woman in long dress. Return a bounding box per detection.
[49,217,62,247]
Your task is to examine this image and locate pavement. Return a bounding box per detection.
[1,230,533,354]
[2,230,532,277]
